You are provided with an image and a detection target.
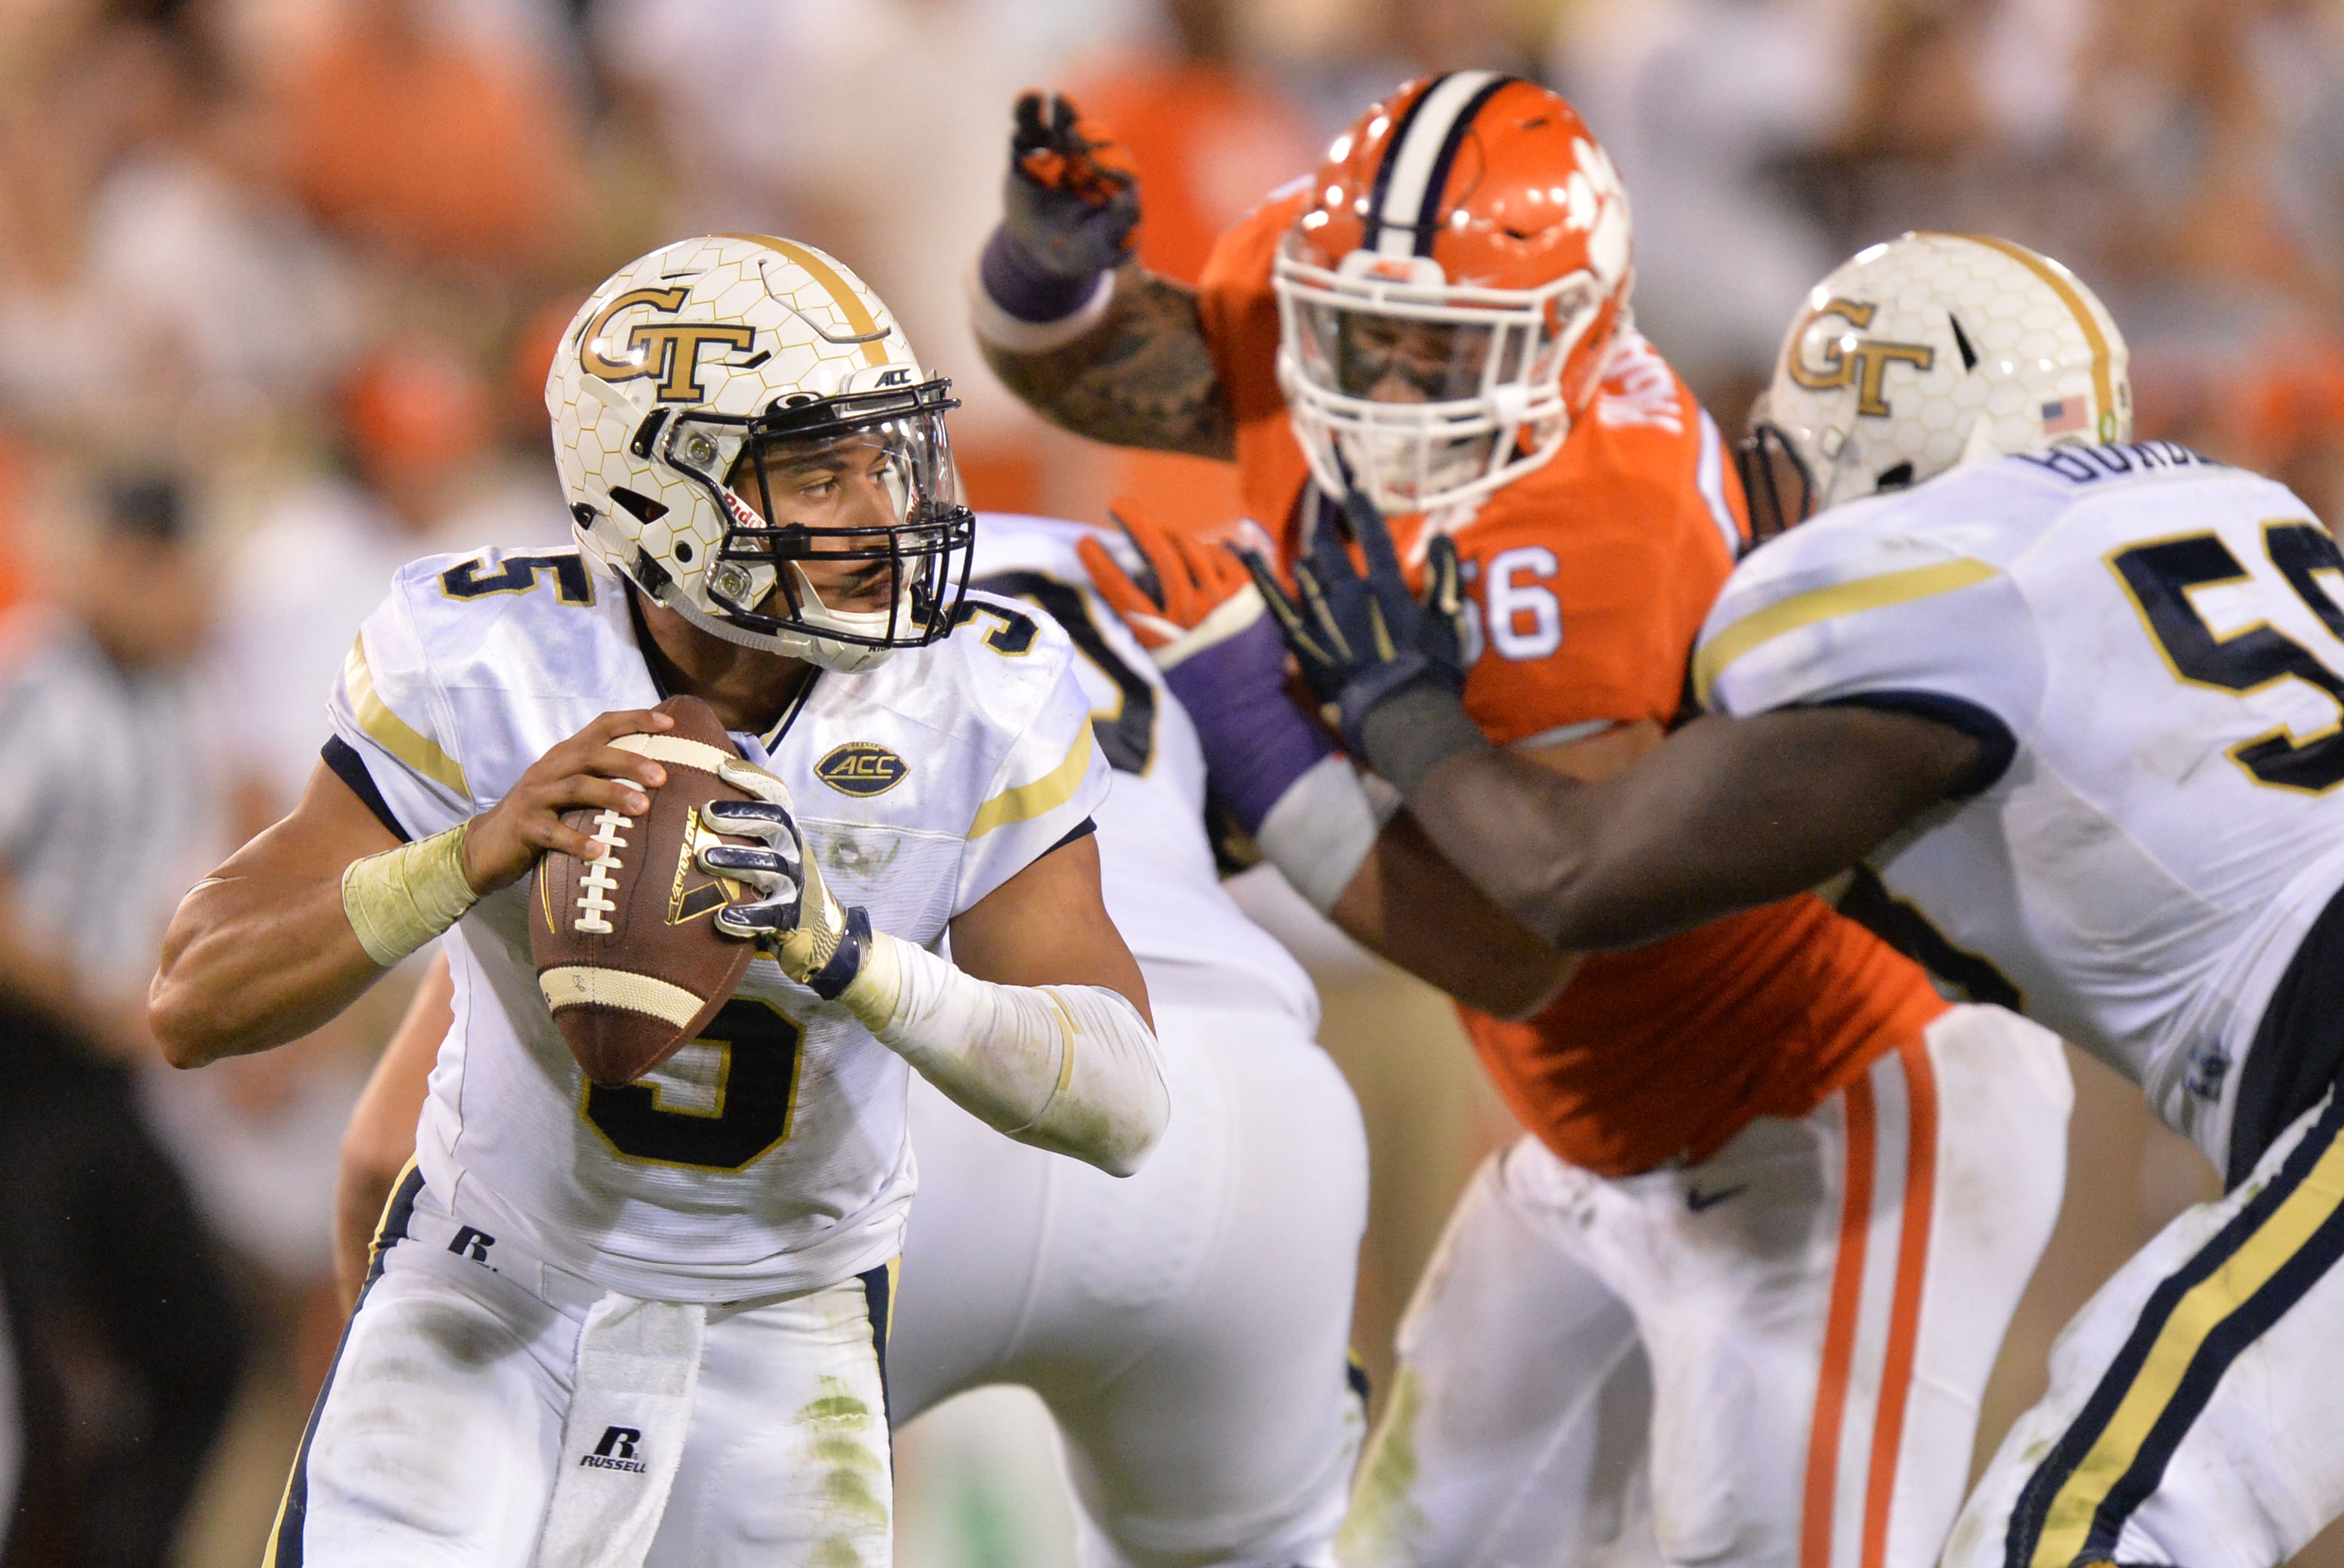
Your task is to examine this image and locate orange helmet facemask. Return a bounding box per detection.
[1274,72,1635,518]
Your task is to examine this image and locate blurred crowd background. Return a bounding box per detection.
[0,0,2339,1562]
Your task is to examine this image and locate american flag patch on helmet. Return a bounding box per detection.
[2041,397,2090,435]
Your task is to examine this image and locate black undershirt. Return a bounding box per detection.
[2230,883,2344,1187]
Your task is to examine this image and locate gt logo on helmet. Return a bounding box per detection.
[581,287,758,404]
[1786,298,1935,418]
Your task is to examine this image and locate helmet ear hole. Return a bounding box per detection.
[611,486,669,524]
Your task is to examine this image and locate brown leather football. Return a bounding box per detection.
[530,694,759,1087]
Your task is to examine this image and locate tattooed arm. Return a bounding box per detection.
[980,266,1236,461]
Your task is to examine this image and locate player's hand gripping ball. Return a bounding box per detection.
[694,765,873,1001]
[528,696,759,1087]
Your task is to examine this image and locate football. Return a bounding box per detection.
[530,694,759,1087]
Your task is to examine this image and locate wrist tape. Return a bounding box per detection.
[1255,753,1401,915]
[967,246,1117,355]
[341,822,479,967]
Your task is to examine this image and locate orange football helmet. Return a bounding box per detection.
[1275,72,1634,516]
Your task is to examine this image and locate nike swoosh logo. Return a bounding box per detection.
[1685,1184,1747,1213]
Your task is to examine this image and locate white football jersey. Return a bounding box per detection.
[1697,443,2344,1164]
[330,546,1109,1302]
[968,513,1318,1025]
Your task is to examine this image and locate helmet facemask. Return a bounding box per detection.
[1275,242,1601,517]
[659,377,974,672]
[1733,410,1816,552]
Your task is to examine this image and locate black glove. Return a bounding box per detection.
[1239,487,1469,756]
[1000,91,1141,282]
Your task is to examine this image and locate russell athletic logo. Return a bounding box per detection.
[816,742,909,798]
[582,1427,648,1473]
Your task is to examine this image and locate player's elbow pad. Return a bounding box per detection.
[846,931,1168,1176]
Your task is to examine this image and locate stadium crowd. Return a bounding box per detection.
[0,0,2339,1561]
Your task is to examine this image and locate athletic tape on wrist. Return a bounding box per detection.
[341,822,480,967]
[1255,754,1387,915]
[967,261,1117,354]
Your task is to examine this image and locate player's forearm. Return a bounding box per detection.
[334,1151,403,1310]
[149,874,383,1065]
[1381,703,1983,951]
[974,266,1237,460]
[1324,813,1580,1021]
[152,821,478,1067]
[149,872,391,1065]
[839,931,1169,1176]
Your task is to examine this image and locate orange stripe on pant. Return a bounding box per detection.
[1804,1071,1877,1568]
[1802,1043,1941,1568]
[1863,1041,1939,1568]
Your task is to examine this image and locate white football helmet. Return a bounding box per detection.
[1741,232,2132,538]
[548,235,974,672]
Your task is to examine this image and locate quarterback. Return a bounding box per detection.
[147,235,1168,1567]
[334,508,1374,1568]
[1278,229,2344,1568]
[977,77,2070,1568]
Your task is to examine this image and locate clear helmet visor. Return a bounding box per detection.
[1274,245,1599,514]
[678,380,974,656]
[1291,303,1521,405]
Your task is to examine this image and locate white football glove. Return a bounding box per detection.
[697,758,871,998]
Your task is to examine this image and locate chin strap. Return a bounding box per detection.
[658,576,896,674]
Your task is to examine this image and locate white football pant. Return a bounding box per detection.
[269,1178,895,1568]
[891,992,1371,1568]
[1949,1087,2344,1568]
[1340,1004,2072,1568]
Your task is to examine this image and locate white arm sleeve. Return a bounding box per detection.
[844,931,1168,1177]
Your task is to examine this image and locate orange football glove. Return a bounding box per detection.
[1078,500,1265,669]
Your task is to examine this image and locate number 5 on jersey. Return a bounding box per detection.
[2112,521,2344,793]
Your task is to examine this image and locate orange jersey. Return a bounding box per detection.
[1195,191,1950,1176]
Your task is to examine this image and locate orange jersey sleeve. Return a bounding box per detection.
[1195,202,1950,1176]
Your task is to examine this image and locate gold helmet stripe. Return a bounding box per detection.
[722,234,892,368]
[1944,233,2115,432]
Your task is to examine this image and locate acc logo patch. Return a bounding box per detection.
[817,742,909,798]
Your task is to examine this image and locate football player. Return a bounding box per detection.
[1260,229,2344,1568]
[975,78,2072,1568]
[147,235,1170,1568]
[333,506,1374,1568]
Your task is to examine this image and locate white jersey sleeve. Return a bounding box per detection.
[1696,514,2046,788]
[951,595,1113,914]
[1693,446,2344,1172]
[327,577,476,838]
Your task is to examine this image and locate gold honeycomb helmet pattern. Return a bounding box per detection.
[547,235,946,671]
[1761,232,2132,514]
